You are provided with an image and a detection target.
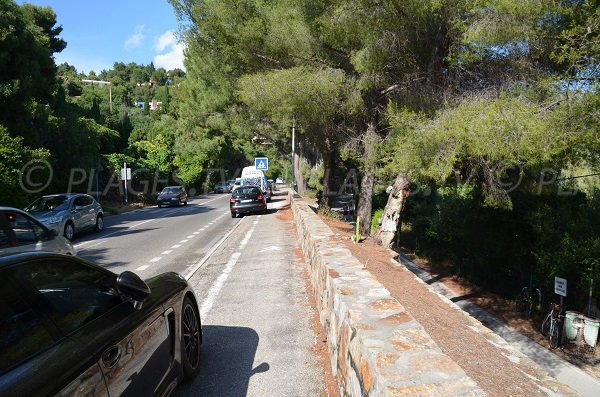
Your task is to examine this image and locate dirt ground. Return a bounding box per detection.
[319,215,600,396]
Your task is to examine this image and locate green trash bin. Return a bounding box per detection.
[564,311,580,342]
[583,316,600,348]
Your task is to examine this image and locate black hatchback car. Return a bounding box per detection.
[0,252,202,397]
[230,186,267,217]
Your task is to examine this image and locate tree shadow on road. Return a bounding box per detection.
[173,325,268,397]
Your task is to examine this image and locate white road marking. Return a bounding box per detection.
[260,246,282,252]
[136,265,149,271]
[183,217,247,279]
[199,223,256,318]
[161,250,172,255]
[187,235,195,239]
[150,257,162,262]
[180,239,188,243]
[76,195,229,250]
[200,252,242,318]
[171,244,181,249]
[193,232,200,235]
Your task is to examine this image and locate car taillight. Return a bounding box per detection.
[230,198,236,203]
[257,195,263,200]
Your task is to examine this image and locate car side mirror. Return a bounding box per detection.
[117,271,151,310]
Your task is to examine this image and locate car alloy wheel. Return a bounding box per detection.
[64,222,74,240]
[94,214,104,232]
[181,297,201,379]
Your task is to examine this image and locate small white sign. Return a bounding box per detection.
[120,168,131,180]
[554,276,567,297]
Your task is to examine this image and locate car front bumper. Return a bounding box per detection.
[157,198,181,206]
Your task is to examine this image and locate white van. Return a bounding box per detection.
[241,166,271,201]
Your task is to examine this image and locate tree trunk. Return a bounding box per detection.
[356,121,378,237]
[374,174,411,249]
[322,146,336,207]
[357,170,374,237]
[293,150,304,195]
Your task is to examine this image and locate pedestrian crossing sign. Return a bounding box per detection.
[255,157,268,171]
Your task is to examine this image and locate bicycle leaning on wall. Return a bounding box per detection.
[515,286,542,319]
[540,302,565,349]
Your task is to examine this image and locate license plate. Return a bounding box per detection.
[241,199,253,203]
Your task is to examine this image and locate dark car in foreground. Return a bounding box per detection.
[230,186,267,218]
[157,186,188,207]
[0,252,202,397]
[24,194,104,240]
[0,207,76,256]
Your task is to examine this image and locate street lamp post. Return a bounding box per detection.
[291,117,296,193]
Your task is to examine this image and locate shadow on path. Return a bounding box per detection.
[173,325,268,397]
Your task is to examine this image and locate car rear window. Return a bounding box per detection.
[233,187,260,196]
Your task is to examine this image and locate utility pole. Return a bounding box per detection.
[291,117,295,193]
[122,162,129,205]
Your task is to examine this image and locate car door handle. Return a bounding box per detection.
[101,346,121,369]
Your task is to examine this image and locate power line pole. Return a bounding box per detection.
[291,117,295,193]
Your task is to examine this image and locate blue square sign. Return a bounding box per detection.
[255,157,268,171]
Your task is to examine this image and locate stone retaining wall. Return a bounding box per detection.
[292,197,484,396]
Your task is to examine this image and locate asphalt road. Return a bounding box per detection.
[73,190,325,396]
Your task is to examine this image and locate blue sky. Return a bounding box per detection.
[17,0,185,74]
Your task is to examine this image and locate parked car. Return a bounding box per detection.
[157,186,188,207]
[226,179,236,192]
[0,207,76,256]
[24,194,104,241]
[229,186,267,217]
[268,179,278,191]
[214,181,229,193]
[276,177,283,184]
[0,252,202,396]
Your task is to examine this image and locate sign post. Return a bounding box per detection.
[121,162,131,205]
[555,276,567,308]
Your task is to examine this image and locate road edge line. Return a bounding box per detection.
[183,216,247,280]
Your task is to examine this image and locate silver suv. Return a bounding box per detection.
[24,194,104,240]
[0,207,76,256]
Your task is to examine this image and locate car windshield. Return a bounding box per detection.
[25,196,69,212]
[161,187,181,194]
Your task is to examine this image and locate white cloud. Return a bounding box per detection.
[155,31,176,52]
[124,25,145,50]
[153,31,186,71]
